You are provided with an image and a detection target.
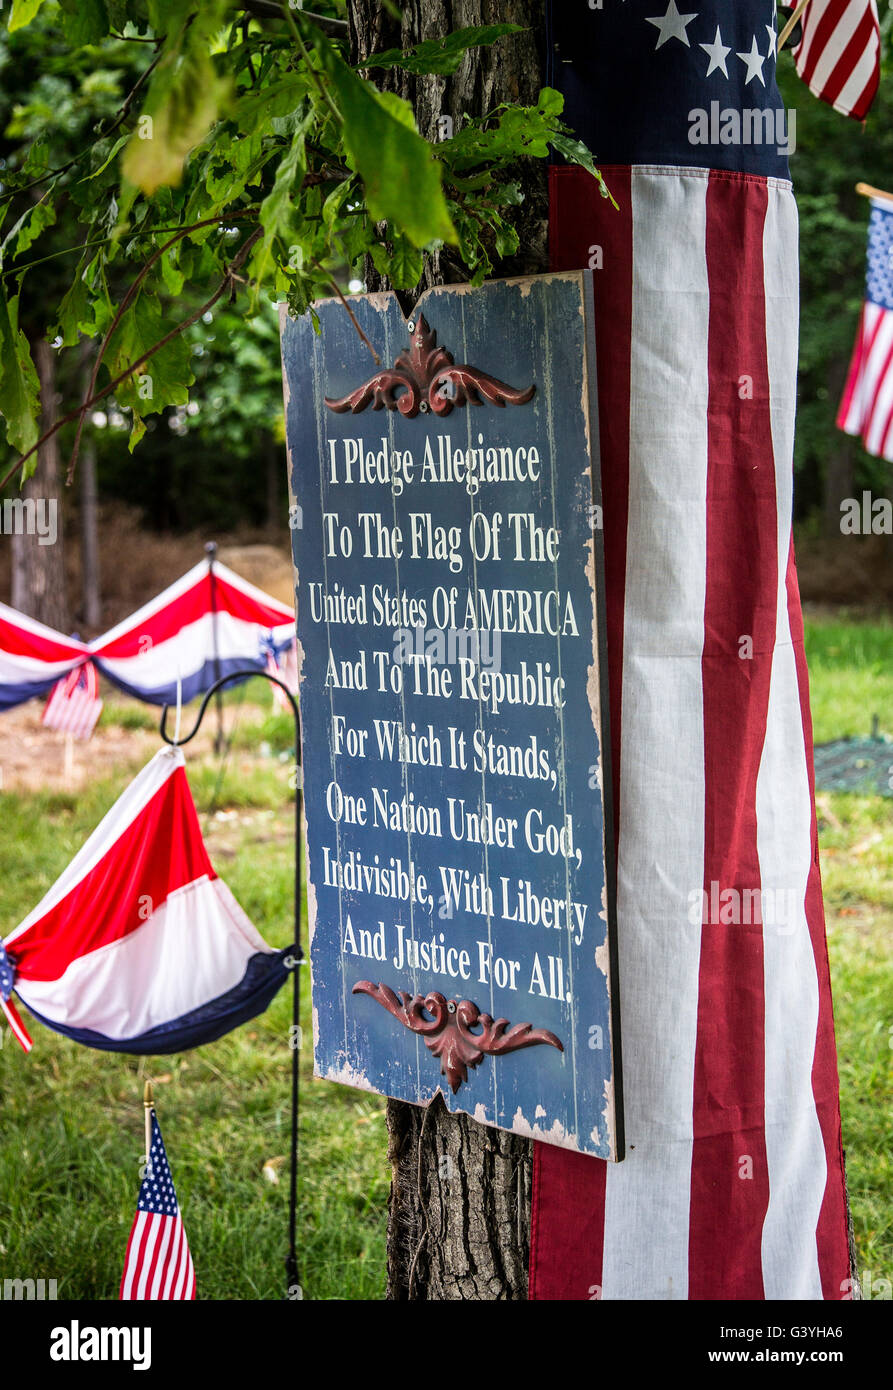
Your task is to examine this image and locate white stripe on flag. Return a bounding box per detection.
[148,1218,174,1300]
[863,336,893,455]
[809,2,864,93]
[796,0,830,72]
[161,1221,184,1299]
[121,1210,149,1299]
[832,32,880,117]
[600,168,710,1301]
[851,307,893,431]
[135,1216,160,1300]
[757,186,826,1302]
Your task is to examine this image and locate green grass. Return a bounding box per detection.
[0,757,388,1301]
[804,614,893,744]
[0,617,890,1299]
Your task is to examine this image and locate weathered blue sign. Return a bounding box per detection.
[281,272,623,1159]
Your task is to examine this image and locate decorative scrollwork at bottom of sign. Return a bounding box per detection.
[352,980,563,1094]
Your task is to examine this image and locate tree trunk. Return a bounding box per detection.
[11,338,68,631]
[79,342,102,630]
[347,0,548,1301]
[823,359,855,540]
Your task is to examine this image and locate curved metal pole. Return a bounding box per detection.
[160,666,304,1297]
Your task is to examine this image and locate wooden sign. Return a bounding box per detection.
[281,272,623,1159]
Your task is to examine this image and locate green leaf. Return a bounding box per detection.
[58,0,109,45]
[493,219,519,259]
[549,133,618,209]
[8,0,48,32]
[122,3,231,195]
[388,233,423,290]
[363,24,525,77]
[0,289,40,455]
[235,75,310,135]
[5,196,57,260]
[53,270,93,347]
[105,290,193,425]
[318,45,455,249]
[251,123,309,287]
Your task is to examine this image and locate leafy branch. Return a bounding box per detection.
[0,224,263,492]
[0,3,612,478]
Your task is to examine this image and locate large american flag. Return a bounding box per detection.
[838,198,893,461]
[531,1,852,1301]
[120,1111,195,1300]
[790,0,881,122]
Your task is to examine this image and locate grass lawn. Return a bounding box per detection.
[0,630,890,1299]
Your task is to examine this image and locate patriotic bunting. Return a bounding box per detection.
[89,558,295,707]
[0,747,291,1053]
[0,555,296,719]
[0,602,88,712]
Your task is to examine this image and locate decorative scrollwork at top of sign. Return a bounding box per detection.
[352,980,563,1094]
[324,315,536,419]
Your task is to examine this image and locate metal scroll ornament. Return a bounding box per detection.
[353,980,563,1094]
[324,315,536,419]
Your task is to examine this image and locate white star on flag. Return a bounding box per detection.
[737,35,766,86]
[700,25,731,78]
[645,2,698,49]
[765,22,778,59]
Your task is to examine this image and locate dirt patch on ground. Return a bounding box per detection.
[0,697,273,795]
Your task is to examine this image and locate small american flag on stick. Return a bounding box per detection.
[838,197,893,461]
[42,661,102,740]
[120,1093,195,1301]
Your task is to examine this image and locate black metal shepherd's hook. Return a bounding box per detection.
[160,668,304,1300]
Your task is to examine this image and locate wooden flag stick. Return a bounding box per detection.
[856,181,893,206]
[144,1080,154,1162]
[778,0,811,52]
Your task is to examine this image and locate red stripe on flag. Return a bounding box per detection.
[837,304,870,428]
[161,1222,184,1300]
[688,173,775,1300]
[799,2,850,84]
[862,331,893,446]
[785,542,852,1299]
[528,1144,606,1301]
[146,1217,173,1299]
[9,765,215,981]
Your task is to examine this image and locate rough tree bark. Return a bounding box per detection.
[347,0,548,1301]
[10,338,68,630]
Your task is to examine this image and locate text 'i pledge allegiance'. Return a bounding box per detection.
[327,432,542,497]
